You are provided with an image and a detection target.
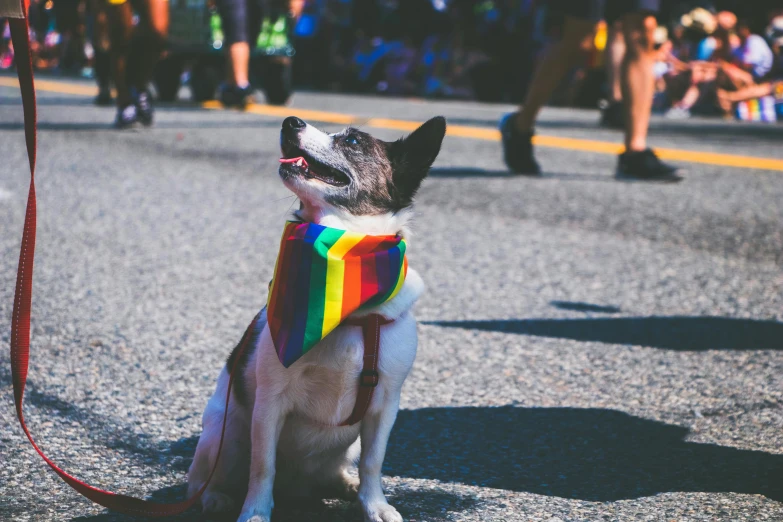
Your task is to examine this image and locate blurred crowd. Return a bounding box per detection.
[2,0,783,121]
[652,6,783,121]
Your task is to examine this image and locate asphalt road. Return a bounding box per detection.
[1,77,782,522]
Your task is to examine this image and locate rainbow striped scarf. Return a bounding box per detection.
[267,221,408,367]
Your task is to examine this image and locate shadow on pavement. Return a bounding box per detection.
[11,368,780,519]
[425,316,783,351]
[55,404,783,520]
[70,469,479,522]
[550,300,621,313]
[428,167,614,182]
[387,406,783,502]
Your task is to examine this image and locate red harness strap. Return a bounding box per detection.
[7,8,390,514]
[340,314,393,426]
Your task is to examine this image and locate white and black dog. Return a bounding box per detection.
[187,115,446,522]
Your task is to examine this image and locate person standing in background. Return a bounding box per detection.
[105,0,168,128]
[216,0,300,107]
[501,0,682,181]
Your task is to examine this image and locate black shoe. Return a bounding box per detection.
[115,103,139,129]
[499,113,541,175]
[94,89,113,106]
[220,83,254,108]
[600,101,624,129]
[135,90,154,126]
[617,149,683,182]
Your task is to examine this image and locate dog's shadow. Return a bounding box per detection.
[387,406,783,502]
[70,404,781,521]
[69,477,478,522]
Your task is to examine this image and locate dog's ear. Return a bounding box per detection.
[389,116,446,206]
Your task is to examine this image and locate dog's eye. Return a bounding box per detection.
[345,134,359,146]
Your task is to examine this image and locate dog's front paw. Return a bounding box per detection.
[236,512,271,522]
[362,502,403,522]
[321,472,359,501]
[202,490,236,514]
[337,474,360,501]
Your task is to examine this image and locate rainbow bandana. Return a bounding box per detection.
[267,221,408,367]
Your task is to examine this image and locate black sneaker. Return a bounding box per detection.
[499,113,541,175]
[617,149,683,182]
[600,101,624,129]
[220,84,254,108]
[115,103,139,129]
[135,90,154,126]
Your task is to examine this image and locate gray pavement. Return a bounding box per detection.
[1,77,782,521]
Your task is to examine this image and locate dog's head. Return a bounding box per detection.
[279,115,446,234]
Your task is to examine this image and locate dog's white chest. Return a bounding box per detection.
[278,326,366,423]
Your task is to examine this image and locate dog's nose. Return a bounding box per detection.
[282,116,306,132]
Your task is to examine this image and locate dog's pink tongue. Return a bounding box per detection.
[280,156,308,167]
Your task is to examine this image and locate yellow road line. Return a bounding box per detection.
[4,76,783,172]
[211,103,783,172]
[0,76,99,96]
[204,100,356,125]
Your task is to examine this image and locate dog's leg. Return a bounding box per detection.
[358,399,403,522]
[188,370,249,515]
[315,443,361,501]
[236,391,285,522]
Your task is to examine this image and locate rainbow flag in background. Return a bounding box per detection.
[267,221,408,367]
[736,96,777,123]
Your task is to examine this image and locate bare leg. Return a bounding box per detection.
[675,85,700,109]
[605,20,625,103]
[514,16,595,132]
[620,12,657,152]
[717,82,775,114]
[126,0,169,92]
[105,0,133,106]
[228,42,251,87]
[721,82,774,103]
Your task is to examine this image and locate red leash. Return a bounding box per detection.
[7,5,387,514]
[6,4,243,515]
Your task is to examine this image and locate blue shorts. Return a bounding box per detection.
[555,0,661,23]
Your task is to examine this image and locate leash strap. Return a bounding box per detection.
[7,4,250,515]
[340,314,392,426]
[7,2,386,511]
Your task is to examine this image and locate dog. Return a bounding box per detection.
[187,115,447,522]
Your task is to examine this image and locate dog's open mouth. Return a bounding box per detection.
[279,146,350,187]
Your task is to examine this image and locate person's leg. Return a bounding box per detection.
[91,0,113,104]
[501,13,596,174]
[598,19,625,128]
[117,0,168,125]
[500,16,595,176]
[126,0,168,93]
[500,10,601,175]
[618,11,656,151]
[514,16,596,132]
[216,0,257,106]
[675,84,700,110]
[718,82,775,103]
[605,19,624,104]
[612,1,681,180]
[217,0,250,88]
[105,0,134,107]
[229,44,251,87]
